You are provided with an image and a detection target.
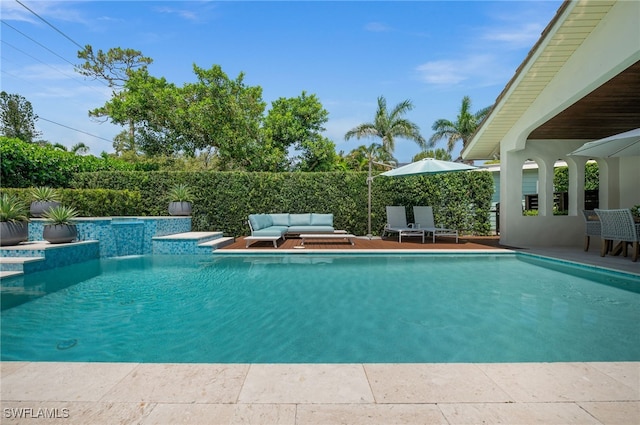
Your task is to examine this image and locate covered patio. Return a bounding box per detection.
[463,0,640,250]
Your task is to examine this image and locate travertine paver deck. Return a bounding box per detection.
[1,361,638,424]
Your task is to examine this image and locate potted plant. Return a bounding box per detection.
[168,183,193,216]
[42,205,79,244]
[0,194,29,246]
[30,186,61,218]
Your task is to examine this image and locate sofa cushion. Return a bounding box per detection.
[311,213,333,226]
[252,226,288,237]
[269,213,290,226]
[259,214,273,229]
[289,213,311,226]
[288,225,335,234]
[248,214,262,231]
[249,214,273,231]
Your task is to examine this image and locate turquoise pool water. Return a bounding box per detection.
[1,254,638,363]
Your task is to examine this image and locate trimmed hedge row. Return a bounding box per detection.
[70,171,493,236]
[0,137,138,188]
[0,188,141,217]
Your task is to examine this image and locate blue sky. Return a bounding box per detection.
[1,0,562,163]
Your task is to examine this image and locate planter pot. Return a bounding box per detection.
[0,221,29,246]
[30,201,61,218]
[168,201,192,216]
[43,224,77,244]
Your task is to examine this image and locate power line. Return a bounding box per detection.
[38,117,114,143]
[14,0,84,50]
[1,40,107,95]
[1,20,78,68]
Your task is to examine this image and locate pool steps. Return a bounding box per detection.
[152,231,234,254]
[0,228,232,280]
[0,241,101,281]
[0,257,45,278]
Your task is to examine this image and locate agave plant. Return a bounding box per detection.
[0,194,29,223]
[41,205,79,225]
[30,186,60,202]
[168,184,194,202]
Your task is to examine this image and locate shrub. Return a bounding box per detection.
[0,137,138,188]
[0,188,141,217]
[71,170,494,236]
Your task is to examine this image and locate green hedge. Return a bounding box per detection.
[0,188,141,217]
[0,137,138,188]
[71,171,493,236]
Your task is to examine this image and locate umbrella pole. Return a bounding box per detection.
[367,160,373,239]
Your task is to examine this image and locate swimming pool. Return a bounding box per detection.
[1,253,638,363]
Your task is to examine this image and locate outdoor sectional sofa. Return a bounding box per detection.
[248,213,335,239]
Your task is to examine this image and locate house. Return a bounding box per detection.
[463,0,640,248]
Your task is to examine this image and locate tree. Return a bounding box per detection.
[345,96,425,154]
[263,92,334,171]
[71,142,90,155]
[294,136,338,172]
[345,144,396,171]
[412,148,452,161]
[175,65,266,169]
[76,45,153,89]
[76,45,153,145]
[97,69,179,157]
[0,91,41,142]
[344,96,424,236]
[428,95,491,155]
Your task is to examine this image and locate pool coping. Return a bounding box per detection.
[1,361,638,424]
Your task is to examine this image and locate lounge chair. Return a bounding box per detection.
[382,206,424,243]
[594,208,639,262]
[580,209,601,251]
[412,206,459,243]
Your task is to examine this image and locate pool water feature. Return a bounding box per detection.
[1,254,638,363]
[111,219,144,256]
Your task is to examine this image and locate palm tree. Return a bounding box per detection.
[71,142,90,155]
[428,95,491,156]
[412,148,452,162]
[345,96,424,237]
[345,96,425,153]
[346,144,396,171]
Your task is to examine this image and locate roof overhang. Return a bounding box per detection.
[463,0,640,160]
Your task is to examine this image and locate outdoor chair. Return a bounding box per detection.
[412,206,459,243]
[594,208,639,262]
[382,206,424,243]
[580,209,601,251]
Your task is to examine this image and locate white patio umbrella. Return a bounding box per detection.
[380,157,477,177]
[364,158,477,237]
[568,128,640,158]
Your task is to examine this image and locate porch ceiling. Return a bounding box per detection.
[463,0,640,159]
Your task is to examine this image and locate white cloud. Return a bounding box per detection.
[1,1,88,25]
[416,54,510,88]
[365,22,392,32]
[155,6,199,21]
[483,23,545,49]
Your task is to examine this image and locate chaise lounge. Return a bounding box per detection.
[412,206,459,243]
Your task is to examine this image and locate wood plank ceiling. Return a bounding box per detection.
[530,60,640,140]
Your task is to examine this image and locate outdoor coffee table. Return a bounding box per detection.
[300,233,356,246]
[244,235,281,248]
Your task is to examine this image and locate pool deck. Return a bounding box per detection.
[2,237,638,424]
[1,361,638,424]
